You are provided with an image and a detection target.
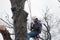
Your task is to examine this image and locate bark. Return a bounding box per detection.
[0,30,12,40]
[0,25,12,40]
[10,0,28,40]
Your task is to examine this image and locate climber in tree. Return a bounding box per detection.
[25,17,42,40]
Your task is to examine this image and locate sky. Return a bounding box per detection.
[0,0,60,20]
[24,0,60,19]
[0,0,13,25]
[0,0,60,40]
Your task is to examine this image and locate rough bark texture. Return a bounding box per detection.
[10,0,28,40]
[0,25,12,40]
[0,30,12,40]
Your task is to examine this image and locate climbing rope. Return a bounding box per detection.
[27,0,32,19]
[26,0,32,30]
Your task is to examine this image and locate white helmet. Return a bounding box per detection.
[32,16,37,20]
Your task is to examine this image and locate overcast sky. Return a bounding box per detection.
[0,0,60,19]
[0,0,60,40]
[25,0,60,19]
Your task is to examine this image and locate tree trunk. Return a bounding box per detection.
[0,30,12,40]
[10,0,28,40]
[0,25,12,40]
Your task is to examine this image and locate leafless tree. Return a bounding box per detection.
[38,7,51,40]
[0,25,12,40]
[40,7,60,40]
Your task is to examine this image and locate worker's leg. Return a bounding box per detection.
[33,34,40,40]
[25,31,38,40]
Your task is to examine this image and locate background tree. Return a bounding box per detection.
[0,13,13,40]
[38,7,51,40]
[39,7,60,40]
[0,25,12,40]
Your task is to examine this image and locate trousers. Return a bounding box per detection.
[25,31,38,40]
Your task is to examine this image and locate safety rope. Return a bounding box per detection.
[26,0,33,31]
[27,0,32,19]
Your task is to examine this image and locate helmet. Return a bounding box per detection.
[32,16,38,21]
[32,16,37,20]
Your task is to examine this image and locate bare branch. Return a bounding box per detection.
[0,18,14,28]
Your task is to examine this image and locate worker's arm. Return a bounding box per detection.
[30,22,33,31]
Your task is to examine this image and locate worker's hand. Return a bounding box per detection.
[30,29,33,31]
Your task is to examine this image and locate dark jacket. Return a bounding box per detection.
[31,20,42,33]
